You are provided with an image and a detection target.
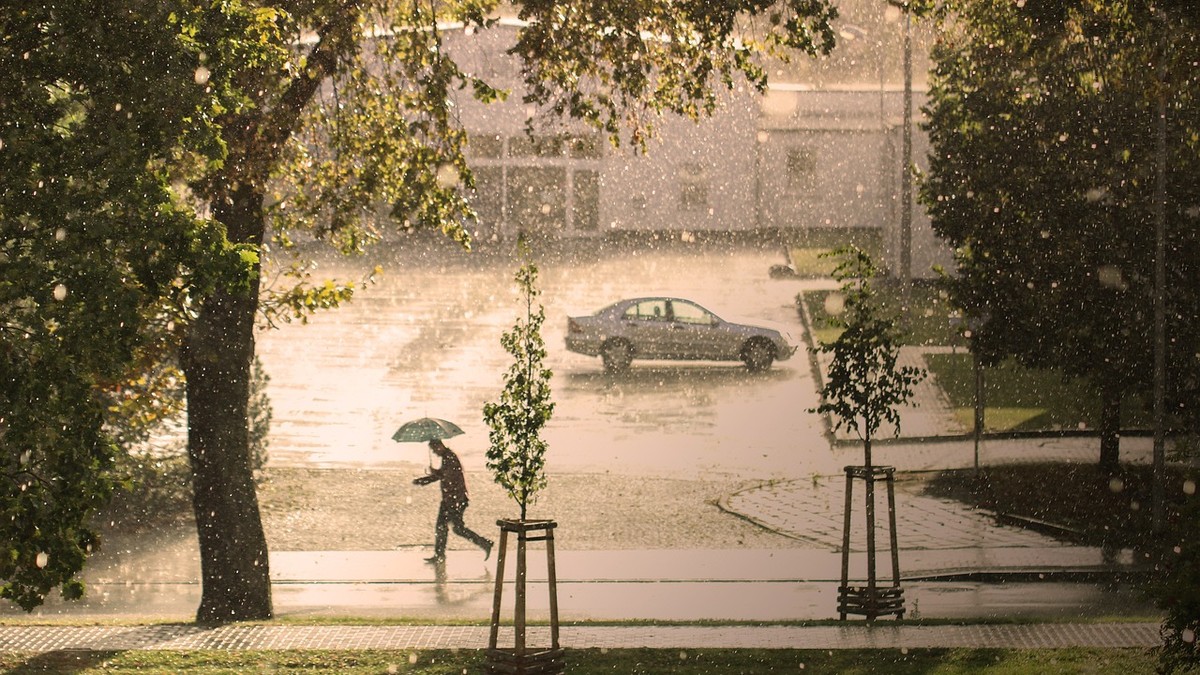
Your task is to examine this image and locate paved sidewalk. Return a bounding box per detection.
[726,474,1062,551]
[722,434,1158,553]
[1,546,1152,624]
[0,622,1163,652]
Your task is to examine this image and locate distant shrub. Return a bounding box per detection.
[97,356,272,532]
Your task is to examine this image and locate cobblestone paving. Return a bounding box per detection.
[0,622,1161,651]
[726,478,1060,551]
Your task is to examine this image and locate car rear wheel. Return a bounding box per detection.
[741,338,775,372]
[601,339,633,373]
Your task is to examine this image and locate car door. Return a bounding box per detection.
[619,299,673,358]
[665,300,729,360]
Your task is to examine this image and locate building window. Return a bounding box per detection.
[509,134,556,158]
[787,148,817,193]
[509,166,566,232]
[679,163,708,212]
[568,135,604,159]
[468,166,505,226]
[572,170,599,231]
[509,133,604,159]
[468,134,505,159]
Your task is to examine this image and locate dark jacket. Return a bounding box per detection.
[423,450,469,507]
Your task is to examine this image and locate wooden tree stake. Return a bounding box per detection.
[486,519,563,674]
[838,465,904,621]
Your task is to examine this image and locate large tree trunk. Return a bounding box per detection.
[181,184,272,623]
[1098,380,1122,472]
[169,3,358,622]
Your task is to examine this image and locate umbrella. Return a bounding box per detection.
[392,417,465,443]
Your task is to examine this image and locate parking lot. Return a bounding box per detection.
[256,236,834,480]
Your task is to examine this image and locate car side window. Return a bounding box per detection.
[624,300,669,321]
[672,301,714,326]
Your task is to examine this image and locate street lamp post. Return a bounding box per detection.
[880,1,913,295]
[900,4,913,294]
[848,2,913,294]
[836,23,887,254]
[835,24,883,133]
[966,316,988,478]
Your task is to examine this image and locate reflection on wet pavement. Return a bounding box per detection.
[256,239,830,479]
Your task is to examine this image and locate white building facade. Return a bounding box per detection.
[444,22,951,278]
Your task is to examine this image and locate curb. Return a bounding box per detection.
[991,511,1087,543]
[833,428,1162,449]
[714,485,830,548]
[903,568,1155,583]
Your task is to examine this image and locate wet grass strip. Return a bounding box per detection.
[925,354,1152,433]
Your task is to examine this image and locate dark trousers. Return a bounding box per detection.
[434,500,490,556]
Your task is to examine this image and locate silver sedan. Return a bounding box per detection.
[565,296,799,372]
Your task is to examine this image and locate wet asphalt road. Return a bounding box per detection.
[256,235,833,480]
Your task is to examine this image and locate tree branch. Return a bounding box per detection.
[261,0,365,168]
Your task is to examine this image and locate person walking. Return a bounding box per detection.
[413,438,493,563]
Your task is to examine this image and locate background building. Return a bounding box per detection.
[444,20,951,278]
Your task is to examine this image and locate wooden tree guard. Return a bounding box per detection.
[838,465,905,621]
[486,519,564,675]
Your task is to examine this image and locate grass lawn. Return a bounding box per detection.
[0,647,1161,674]
[925,353,1153,433]
[786,228,884,278]
[801,283,965,348]
[798,278,1155,435]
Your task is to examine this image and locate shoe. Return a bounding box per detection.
[483,540,494,561]
[424,554,445,564]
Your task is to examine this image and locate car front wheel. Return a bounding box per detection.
[741,339,775,372]
[601,339,633,373]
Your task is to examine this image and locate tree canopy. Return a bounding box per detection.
[483,249,553,522]
[921,0,1200,466]
[0,0,264,609]
[4,0,841,620]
